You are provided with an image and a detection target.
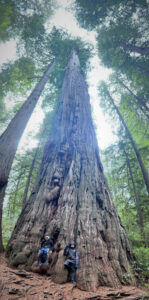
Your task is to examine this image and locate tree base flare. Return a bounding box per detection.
[0,253,148,300]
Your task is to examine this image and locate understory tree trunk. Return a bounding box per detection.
[0,60,55,252]
[117,79,149,118]
[6,50,135,291]
[23,119,50,208]
[123,147,146,245]
[22,142,40,208]
[105,89,149,195]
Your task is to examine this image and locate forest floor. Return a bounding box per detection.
[0,254,149,300]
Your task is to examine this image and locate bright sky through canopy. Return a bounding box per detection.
[0,0,117,151]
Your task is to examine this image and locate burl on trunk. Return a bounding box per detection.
[6,50,135,291]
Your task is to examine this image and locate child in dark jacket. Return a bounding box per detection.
[64,241,79,285]
[38,233,53,265]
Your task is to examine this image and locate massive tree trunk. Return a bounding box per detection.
[6,50,135,291]
[0,59,55,252]
[105,88,149,195]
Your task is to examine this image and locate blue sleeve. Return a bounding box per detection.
[64,247,69,256]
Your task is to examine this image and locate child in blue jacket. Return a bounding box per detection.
[64,241,79,285]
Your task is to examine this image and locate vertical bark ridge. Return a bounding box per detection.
[6,50,135,291]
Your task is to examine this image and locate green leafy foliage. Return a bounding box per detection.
[0,0,13,41]
[97,21,149,85]
[75,0,148,30]
[41,27,93,100]
[0,0,54,42]
[98,75,149,280]
[0,57,36,96]
[101,139,149,244]
[48,28,92,69]
[133,247,149,279]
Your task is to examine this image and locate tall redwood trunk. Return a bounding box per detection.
[6,50,135,291]
[106,89,149,195]
[0,59,55,252]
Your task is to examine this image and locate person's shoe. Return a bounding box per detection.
[72,282,76,287]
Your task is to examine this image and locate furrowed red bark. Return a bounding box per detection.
[0,59,56,251]
[6,50,135,291]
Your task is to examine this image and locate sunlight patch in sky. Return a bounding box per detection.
[0,39,17,66]
[18,103,45,152]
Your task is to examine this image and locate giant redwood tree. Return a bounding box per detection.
[0,60,55,252]
[6,50,135,291]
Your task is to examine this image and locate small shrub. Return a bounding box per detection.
[133,247,149,282]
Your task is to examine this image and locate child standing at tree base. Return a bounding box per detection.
[64,241,79,286]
